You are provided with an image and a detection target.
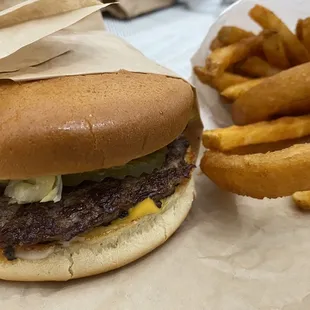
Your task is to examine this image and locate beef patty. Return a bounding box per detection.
[0,137,194,252]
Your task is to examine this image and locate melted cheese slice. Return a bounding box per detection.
[112,198,159,226]
[82,197,160,240]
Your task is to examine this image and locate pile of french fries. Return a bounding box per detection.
[196,4,310,210]
[195,5,310,102]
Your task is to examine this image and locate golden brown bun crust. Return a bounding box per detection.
[0,71,194,179]
[0,178,194,281]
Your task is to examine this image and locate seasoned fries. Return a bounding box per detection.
[203,115,310,152]
[205,35,263,77]
[217,26,254,45]
[238,56,280,77]
[296,19,303,42]
[249,5,310,65]
[296,18,310,52]
[194,67,250,92]
[194,4,310,98]
[221,78,264,101]
[193,66,213,85]
[293,191,310,210]
[210,37,225,51]
[195,4,310,201]
[262,33,290,69]
[233,62,310,125]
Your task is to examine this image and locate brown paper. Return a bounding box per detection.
[103,0,176,19]
[0,1,178,80]
[0,31,179,80]
[0,0,101,29]
[0,0,110,59]
[0,38,70,73]
[0,10,108,73]
[0,0,27,11]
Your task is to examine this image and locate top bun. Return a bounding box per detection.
[0,71,194,179]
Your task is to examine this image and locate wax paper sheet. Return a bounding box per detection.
[3,0,310,309]
[0,0,109,59]
[189,0,310,309]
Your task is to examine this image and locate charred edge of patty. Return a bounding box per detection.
[0,136,194,260]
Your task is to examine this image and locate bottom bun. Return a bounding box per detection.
[0,178,195,282]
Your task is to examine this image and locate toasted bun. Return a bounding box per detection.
[0,71,194,179]
[0,178,194,281]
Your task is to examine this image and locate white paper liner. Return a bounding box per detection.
[188,0,310,308]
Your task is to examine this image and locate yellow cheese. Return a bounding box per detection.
[82,198,160,240]
[112,198,160,226]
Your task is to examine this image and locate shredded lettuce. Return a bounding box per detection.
[4,176,62,204]
[40,176,63,203]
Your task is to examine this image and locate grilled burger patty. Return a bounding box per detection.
[0,137,193,251]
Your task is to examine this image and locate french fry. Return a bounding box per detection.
[203,115,310,152]
[210,37,225,50]
[233,62,310,125]
[296,19,303,41]
[237,56,281,77]
[193,67,250,92]
[198,6,310,201]
[293,191,310,210]
[249,5,310,65]
[301,19,310,52]
[296,18,310,52]
[221,78,264,101]
[193,66,213,85]
[205,35,263,77]
[226,136,310,155]
[262,33,290,69]
[217,26,254,45]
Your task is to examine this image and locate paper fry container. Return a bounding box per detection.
[0,0,203,307]
[191,0,310,129]
[188,0,310,309]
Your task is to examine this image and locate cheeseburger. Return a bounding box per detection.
[0,71,200,281]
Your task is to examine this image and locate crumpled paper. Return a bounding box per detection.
[0,0,109,61]
[189,0,310,309]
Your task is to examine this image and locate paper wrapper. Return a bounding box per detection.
[0,1,206,309]
[103,0,175,19]
[189,0,310,309]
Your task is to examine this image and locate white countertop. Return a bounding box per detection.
[104,3,227,79]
